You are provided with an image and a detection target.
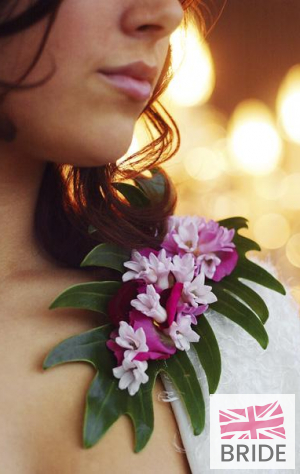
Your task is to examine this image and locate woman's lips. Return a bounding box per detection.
[98,72,152,101]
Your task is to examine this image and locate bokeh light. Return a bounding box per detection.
[253,170,287,201]
[184,147,226,181]
[280,173,300,210]
[117,22,300,289]
[286,234,300,268]
[277,64,300,144]
[212,191,250,220]
[228,100,283,175]
[253,213,290,249]
[164,23,215,107]
[291,287,300,307]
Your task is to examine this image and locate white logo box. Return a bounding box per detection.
[210,394,295,469]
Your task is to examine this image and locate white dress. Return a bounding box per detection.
[160,257,300,474]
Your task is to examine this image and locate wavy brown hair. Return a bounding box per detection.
[0,0,225,270]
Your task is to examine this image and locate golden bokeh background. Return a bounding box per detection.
[126,2,300,303]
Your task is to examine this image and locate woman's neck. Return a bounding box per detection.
[0,148,56,282]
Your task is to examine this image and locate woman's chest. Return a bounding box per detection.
[0,279,191,474]
[0,296,101,473]
[0,347,191,474]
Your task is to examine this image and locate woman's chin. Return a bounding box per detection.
[54,141,133,167]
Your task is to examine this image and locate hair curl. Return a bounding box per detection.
[0,0,224,270]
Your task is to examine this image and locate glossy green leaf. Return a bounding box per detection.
[125,361,163,452]
[217,278,269,324]
[233,234,261,253]
[83,371,125,448]
[43,325,206,452]
[80,243,131,273]
[218,216,249,231]
[232,258,286,295]
[112,182,150,208]
[43,324,113,369]
[191,315,221,394]
[84,362,160,453]
[43,324,158,452]
[159,350,205,435]
[49,281,122,314]
[133,168,166,205]
[211,288,269,349]
[42,212,287,454]
[218,217,285,296]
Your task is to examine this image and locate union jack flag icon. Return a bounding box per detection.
[219,400,286,440]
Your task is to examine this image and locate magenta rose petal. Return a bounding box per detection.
[129,310,176,360]
[166,282,184,326]
[108,280,139,326]
[139,248,159,258]
[212,249,239,281]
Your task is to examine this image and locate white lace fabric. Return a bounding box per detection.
[160,257,300,474]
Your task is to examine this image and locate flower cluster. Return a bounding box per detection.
[106,216,238,396]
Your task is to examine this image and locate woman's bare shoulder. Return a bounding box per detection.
[28,267,191,474]
[36,364,190,474]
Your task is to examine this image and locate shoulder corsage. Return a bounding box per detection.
[43,168,286,452]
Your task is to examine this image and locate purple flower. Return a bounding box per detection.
[129,310,176,361]
[122,248,173,290]
[176,302,208,324]
[211,248,239,282]
[182,272,217,307]
[115,321,149,362]
[197,220,235,254]
[106,320,150,366]
[130,284,168,323]
[162,215,205,257]
[195,219,238,280]
[107,280,140,326]
[165,282,184,326]
[138,247,159,258]
[106,328,125,366]
[163,313,200,351]
[196,253,221,279]
[162,215,238,281]
[170,253,196,283]
[113,358,149,396]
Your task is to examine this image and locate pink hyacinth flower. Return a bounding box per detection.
[163,215,238,281]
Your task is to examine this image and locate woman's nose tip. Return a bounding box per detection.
[122,1,184,40]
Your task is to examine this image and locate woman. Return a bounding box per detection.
[1,2,299,474]
[0,0,203,472]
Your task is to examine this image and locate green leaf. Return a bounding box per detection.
[43,324,113,369]
[83,371,125,448]
[232,258,286,295]
[112,182,150,208]
[160,350,205,435]
[43,324,158,452]
[191,315,221,394]
[210,288,269,349]
[133,168,166,205]
[217,278,269,324]
[84,362,159,453]
[48,281,122,314]
[43,324,207,452]
[125,362,161,452]
[233,234,261,253]
[42,211,286,455]
[88,224,97,235]
[217,216,249,231]
[80,243,131,273]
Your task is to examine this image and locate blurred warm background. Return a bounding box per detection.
[129,0,300,302]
